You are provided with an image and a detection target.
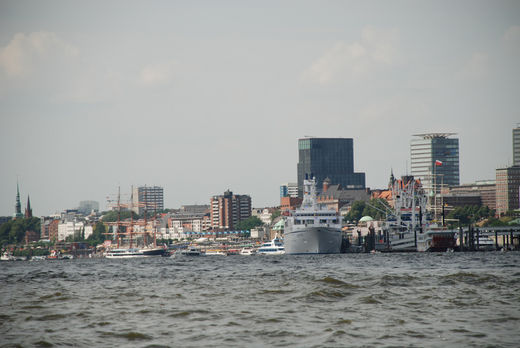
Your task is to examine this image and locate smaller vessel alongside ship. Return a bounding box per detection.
[239,247,256,255]
[284,175,342,254]
[257,238,285,255]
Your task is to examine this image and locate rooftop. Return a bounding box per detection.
[413,133,457,139]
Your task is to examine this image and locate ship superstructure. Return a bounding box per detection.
[284,176,342,254]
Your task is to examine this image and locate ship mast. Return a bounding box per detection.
[129,185,134,249]
[117,186,121,248]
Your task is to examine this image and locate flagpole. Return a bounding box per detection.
[434,162,437,222]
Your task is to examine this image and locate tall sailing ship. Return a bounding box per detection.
[105,187,167,258]
[284,176,343,254]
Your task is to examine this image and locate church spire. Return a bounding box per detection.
[388,169,395,189]
[14,181,23,218]
[25,195,32,218]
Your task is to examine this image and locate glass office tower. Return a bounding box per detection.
[297,137,365,197]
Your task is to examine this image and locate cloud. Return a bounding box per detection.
[140,61,177,86]
[302,26,400,85]
[0,31,126,103]
[0,31,78,78]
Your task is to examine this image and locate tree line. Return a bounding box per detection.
[0,217,40,246]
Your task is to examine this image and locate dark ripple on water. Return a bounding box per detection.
[1,252,519,347]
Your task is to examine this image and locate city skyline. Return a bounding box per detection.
[1,1,519,215]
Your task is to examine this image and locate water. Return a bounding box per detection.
[1,252,519,348]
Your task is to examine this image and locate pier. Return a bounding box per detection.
[457,226,520,251]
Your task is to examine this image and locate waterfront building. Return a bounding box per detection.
[210,190,251,230]
[78,200,99,215]
[40,217,60,240]
[297,137,365,197]
[411,133,460,193]
[169,213,211,234]
[252,208,274,225]
[280,183,298,198]
[317,178,371,212]
[444,180,496,210]
[57,221,85,241]
[280,196,303,212]
[132,186,164,214]
[513,125,520,166]
[180,205,209,215]
[496,166,520,215]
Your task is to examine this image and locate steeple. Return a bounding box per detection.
[25,195,33,218]
[388,169,395,189]
[14,181,23,218]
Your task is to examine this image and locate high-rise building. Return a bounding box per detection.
[78,200,99,215]
[297,137,365,197]
[280,183,298,198]
[496,166,520,215]
[133,186,164,214]
[410,133,460,193]
[513,126,520,166]
[210,190,251,230]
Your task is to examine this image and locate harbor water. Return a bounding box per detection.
[1,252,519,347]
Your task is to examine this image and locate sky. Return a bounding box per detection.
[1,0,519,216]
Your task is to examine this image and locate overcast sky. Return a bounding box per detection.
[1,0,519,216]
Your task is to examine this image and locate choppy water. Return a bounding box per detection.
[1,252,519,347]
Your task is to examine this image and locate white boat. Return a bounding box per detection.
[1,252,14,261]
[257,238,285,255]
[284,176,342,254]
[30,255,47,261]
[205,249,226,256]
[105,245,167,258]
[477,235,495,251]
[105,248,144,258]
[179,247,203,256]
[239,247,256,255]
[416,227,457,252]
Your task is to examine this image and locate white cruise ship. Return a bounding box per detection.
[284,176,342,254]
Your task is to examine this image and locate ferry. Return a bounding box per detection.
[105,246,167,258]
[284,175,342,254]
[257,238,285,255]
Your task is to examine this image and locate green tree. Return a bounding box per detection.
[0,217,41,246]
[87,222,107,246]
[236,216,263,230]
[101,210,139,222]
[270,210,281,223]
[345,201,366,222]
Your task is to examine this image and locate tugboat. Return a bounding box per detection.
[284,175,342,254]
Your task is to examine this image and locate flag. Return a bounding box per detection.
[435,160,443,166]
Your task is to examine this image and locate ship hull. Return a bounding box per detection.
[285,227,342,254]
